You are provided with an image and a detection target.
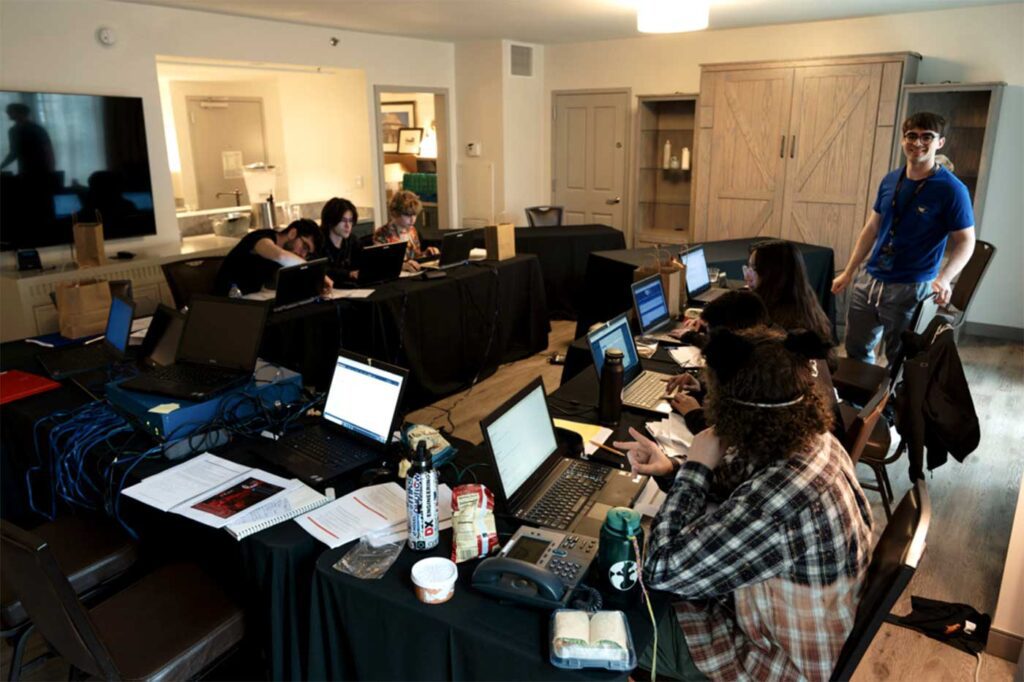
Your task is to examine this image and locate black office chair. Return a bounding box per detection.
[0,516,139,681]
[942,239,996,328]
[830,479,931,681]
[0,521,244,681]
[525,206,563,227]
[161,256,225,309]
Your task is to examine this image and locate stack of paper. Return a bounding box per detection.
[295,482,453,549]
[646,412,695,457]
[668,346,704,369]
[632,478,668,518]
[325,288,375,299]
[553,418,613,456]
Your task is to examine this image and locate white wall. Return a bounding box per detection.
[543,3,1024,329]
[0,0,455,265]
[455,41,505,226]
[502,41,547,224]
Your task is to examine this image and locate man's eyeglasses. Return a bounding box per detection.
[903,131,940,144]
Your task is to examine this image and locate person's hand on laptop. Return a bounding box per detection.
[665,373,700,394]
[669,392,700,416]
[614,427,675,477]
[322,274,334,293]
[403,259,422,272]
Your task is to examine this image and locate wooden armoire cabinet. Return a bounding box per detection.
[692,53,920,267]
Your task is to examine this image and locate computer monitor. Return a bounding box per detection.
[481,379,558,498]
[679,246,712,296]
[586,313,640,381]
[631,276,670,334]
[105,295,134,354]
[322,352,406,445]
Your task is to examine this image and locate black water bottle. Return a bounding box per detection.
[598,348,624,427]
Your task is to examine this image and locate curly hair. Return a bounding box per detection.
[388,190,422,218]
[703,326,833,468]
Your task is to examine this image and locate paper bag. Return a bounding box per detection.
[485,222,516,261]
[73,221,107,268]
[634,250,686,315]
[55,279,112,339]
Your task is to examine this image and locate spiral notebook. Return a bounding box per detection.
[225,482,330,540]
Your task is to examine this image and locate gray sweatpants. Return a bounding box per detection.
[844,269,931,365]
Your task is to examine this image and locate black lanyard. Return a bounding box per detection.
[889,167,935,237]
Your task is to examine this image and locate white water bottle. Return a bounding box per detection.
[662,139,672,169]
[406,440,439,551]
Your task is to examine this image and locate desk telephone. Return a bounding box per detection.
[472,526,598,609]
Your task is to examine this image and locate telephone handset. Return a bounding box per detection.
[471,526,598,609]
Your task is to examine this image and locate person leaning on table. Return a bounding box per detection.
[616,325,872,681]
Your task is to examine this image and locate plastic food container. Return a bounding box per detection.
[411,557,457,604]
[550,609,636,671]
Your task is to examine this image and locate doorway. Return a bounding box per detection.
[187,97,267,209]
[374,86,452,233]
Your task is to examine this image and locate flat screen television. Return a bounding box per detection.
[0,90,156,251]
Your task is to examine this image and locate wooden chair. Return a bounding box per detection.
[525,206,563,227]
[0,521,244,681]
[830,480,931,681]
[160,256,225,309]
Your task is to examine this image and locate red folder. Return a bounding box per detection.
[0,370,61,405]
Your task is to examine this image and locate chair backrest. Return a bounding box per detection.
[0,521,120,679]
[843,383,890,464]
[948,240,996,322]
[830,479,931,681]
[525,206,563,227]
[161,256,226,309]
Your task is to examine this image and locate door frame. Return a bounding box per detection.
[373,85,453,231]
[185,96,268,211]
[550,88,632,241]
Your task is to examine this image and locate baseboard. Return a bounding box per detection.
[988,627,1022,662]
[963,321,1024,342]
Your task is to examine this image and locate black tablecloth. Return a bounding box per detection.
[422,225,627,320]
[575,239,836,338]
[261,255,550,409]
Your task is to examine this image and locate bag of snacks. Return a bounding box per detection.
[450,484,499,563]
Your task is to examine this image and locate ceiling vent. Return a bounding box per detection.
[510,44,533,77]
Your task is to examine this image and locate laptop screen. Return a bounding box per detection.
[631,276,670,334]
[680,247,711,294]
[483,381,558,498]
[323,354,405,444]
[587,314,639,379]
[105,296,134,353]
[177,298,267,371]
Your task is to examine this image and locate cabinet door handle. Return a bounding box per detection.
[780,135,786,158]
[790,135,797,159]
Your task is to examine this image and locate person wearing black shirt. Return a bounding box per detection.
[214,219,326,295]
[319,197,362,283]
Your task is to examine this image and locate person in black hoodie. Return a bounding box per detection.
[320,197,362,283]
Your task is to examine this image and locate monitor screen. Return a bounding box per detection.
[105,296,134,353]
[177,298,267,371]
[680,247,711,293]
[323,355,405,444]
[632,277,669,333]
[0,91,156,250]
[588,314,639,378]
[484,382,558,498]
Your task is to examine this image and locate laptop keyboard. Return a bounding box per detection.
[624,371,670,410]
[282,430,376,468]
[144,364,241,388]
[523,460,610,530]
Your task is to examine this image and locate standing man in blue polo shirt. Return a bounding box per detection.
[832,112,975,364]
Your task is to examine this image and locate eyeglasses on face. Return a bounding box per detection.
[903,131,940,144]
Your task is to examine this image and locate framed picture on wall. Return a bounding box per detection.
[397,127,424,154]
[381,101,416,152]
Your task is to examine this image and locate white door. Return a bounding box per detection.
[187,97,267,210]
[552,92,630,230]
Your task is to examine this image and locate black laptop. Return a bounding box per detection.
[480,377,646,537]
[266,258,327,311]
[38,295,135,379]
[679,245,728,304]
[357,242,407,285]
[420,230,474,269]
[137,304,186,368]
[118,295,270,401]
[253,350,408,486]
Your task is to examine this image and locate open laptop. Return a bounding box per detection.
[38,296,135,380]
[679,245,728,304]
[267,258,328,311]
[480,377,646,537]
[357,242,407,285]
[631,275,682,344]
[118,295,270,401]
[137,304,186,368]
[253,350,408,486]
[420,230,474,269]
[587,313,675,414]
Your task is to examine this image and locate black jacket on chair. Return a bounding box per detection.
[894,317,980,481]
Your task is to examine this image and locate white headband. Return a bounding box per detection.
[725,395,805,409]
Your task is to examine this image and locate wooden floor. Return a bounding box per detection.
[3,322,1020,681]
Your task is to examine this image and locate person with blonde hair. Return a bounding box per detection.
[373,190,437,271]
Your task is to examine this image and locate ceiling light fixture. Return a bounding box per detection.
[636,0,709,33]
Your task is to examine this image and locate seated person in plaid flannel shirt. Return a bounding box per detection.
[615,327,873,681]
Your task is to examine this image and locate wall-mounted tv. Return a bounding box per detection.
[0,90,156,251]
